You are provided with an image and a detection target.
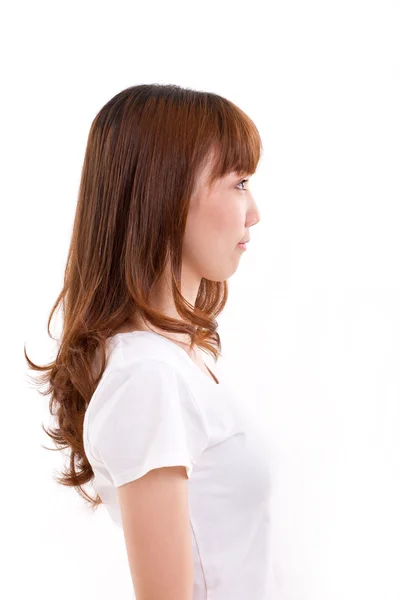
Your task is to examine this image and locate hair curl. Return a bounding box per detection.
[24,83,263,510]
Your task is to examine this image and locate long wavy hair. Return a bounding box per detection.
[24,83,263,510]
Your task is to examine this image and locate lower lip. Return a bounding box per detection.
[237,243,247,250]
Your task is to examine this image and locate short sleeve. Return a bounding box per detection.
[89,359,210,487]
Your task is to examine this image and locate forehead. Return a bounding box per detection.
[194,145,253,193]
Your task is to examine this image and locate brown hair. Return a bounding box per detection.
[24,83,263,510]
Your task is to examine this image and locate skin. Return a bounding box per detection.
[129,156,261,355]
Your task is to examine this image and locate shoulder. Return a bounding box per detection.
[85,349,211,483]
[96,353,193,401]
[104,332,187,376]
[89,352,205,430]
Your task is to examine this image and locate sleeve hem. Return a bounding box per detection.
[113,457,196,487]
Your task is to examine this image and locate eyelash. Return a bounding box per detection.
[236,179,249,191]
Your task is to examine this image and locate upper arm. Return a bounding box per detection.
[117,465,193,600]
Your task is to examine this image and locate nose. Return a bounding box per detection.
[246,197,261,228]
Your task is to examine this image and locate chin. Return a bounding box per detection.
[195,253,241,282]
[202,264,239,282]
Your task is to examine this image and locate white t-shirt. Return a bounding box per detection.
[83,330,275,599]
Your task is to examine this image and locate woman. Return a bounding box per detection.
[25,83,275,599]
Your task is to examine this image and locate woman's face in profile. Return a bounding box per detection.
[182,167,261,282]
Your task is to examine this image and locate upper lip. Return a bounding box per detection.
[239,239,250,244]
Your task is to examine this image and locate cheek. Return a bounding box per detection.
[214,205,244,247]
[184,207,241,269]
[182,202,244,280]
[187,204,237,249]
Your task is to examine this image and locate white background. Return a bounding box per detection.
[5,0,400,598]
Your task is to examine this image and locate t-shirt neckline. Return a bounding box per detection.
[114,330,221,386]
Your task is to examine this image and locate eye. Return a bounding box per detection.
[236,178,249,191]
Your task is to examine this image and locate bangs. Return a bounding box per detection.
[204,97,263,188]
